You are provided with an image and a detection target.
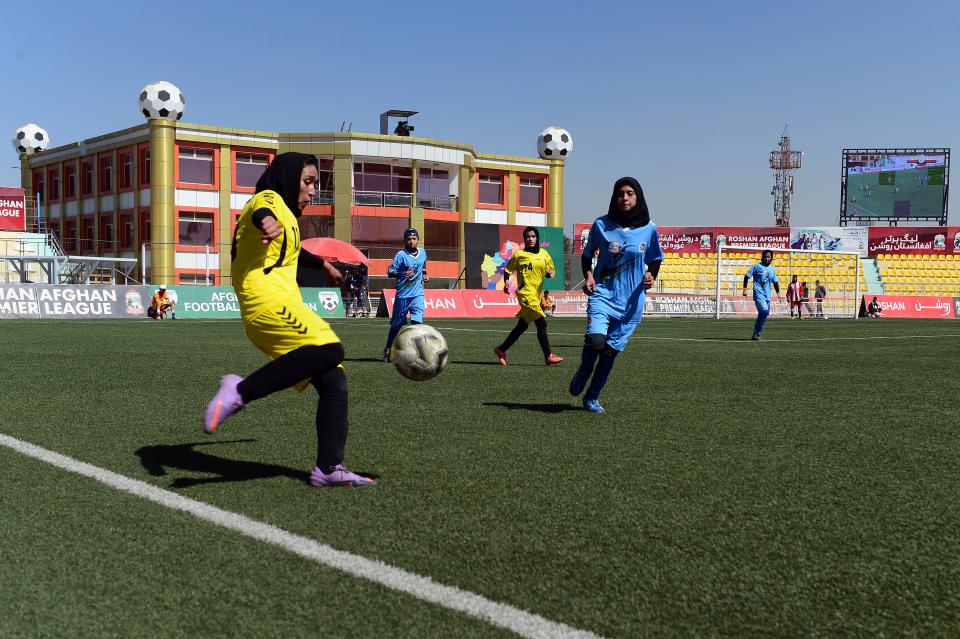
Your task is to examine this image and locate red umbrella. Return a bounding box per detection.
[300,238,370,266]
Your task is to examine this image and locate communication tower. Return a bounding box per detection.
[770,125,802,226]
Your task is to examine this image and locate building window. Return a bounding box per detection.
[140,209,151,246]
[65,164,76,198]
[33,171,44,202]
[139,148,151,185]
[178,273,216,285]
[519,177,544,208]
[102,217,115,250]
[82,161,94,195]
[178,211,214,246]
[120,152,133,189]
[64,220,77,253]
[354,162,412,193]
[48,168,60,201]
[82,218,95,252]
[317,158,334,191]
[478,174,503,206]
[236,152,269,188]
[425,219,458,248]
[120,213,133,249]
[179,148,214,185]
[99,157,113,193]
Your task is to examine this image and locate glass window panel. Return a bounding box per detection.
[236,161,267,188]
[478,176,502,205]
[179,153,213,185]
[178,212,214,245]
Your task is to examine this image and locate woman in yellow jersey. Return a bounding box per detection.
[203,152,374,488]
[493,227,564,366]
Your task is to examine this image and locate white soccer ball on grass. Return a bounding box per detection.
[391,324,449,381]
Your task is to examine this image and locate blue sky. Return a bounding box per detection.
[3,0,957,230]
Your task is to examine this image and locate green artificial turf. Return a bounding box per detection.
[1,317,959,637]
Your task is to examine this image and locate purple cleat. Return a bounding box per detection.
[204,374,245,434]
[309,465,376,488]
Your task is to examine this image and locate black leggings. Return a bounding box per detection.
[498,317,551,358]
[236,343,348,472]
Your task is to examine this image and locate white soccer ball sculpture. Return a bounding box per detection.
[391,324,449,381]
[12,123,49,156]
[537,126,573,160]
[139,81,185,121]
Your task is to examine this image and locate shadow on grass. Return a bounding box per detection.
[345,357,391,363]
[483,401,582,414]
[135,439,310,488]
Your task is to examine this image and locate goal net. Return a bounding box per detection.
[715,245,862,319]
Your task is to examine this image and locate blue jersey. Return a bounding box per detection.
[389,248,428,299]
[747,262,778,301]
[583,215,664,320]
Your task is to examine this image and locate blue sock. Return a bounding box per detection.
[385,324,402,352]
[755,309,769,335]
[577,343,600,378]
[585,352,617,401]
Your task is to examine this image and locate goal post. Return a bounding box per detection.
[715,245,861,320]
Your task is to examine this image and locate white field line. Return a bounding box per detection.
[0,434,601,639]
[424,324,960,344]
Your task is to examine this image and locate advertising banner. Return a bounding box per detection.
[790,226,868,256]
[867,227,953,257]
[862,294,956,319]
[464,223,564,292]
[167,285,344,319]
[658,227,716,254]
[573,223,592,255]
[714,227,791,249]
[381,289,467,319]
[0,187,27,231]
[0,284,149,319]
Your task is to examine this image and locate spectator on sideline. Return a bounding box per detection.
[868,296,883,318]
[542,290,555,317]
[148,285,176,320]
[814,280,828,319]
[787,275,803,319]
[801,281,814,317]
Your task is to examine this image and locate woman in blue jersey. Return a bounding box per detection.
[569,177,664,414]
[742,250,781,340]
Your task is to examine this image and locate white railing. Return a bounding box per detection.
[308,191,335,205]
[352,191,458,211]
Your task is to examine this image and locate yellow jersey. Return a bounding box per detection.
[505,249,555,307]
[231,191,302,314]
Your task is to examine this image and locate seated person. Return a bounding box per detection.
[148,285,177,320]
[541,290,555,317]
[867,296,882,318]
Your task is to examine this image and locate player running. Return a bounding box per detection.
[568,177,664,414]
[742,249,781,341]
[203,152,374,488]
[383,228,429,362]
[493,226,563,366]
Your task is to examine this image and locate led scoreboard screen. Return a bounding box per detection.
[842,149,948,222]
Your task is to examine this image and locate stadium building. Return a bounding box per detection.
[12,82,568,289]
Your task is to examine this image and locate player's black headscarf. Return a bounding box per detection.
[255,152,318,217]
[607,176,651,228]
[521,226,540,254]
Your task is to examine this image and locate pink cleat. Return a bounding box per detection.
[494,346,507,366]
[204,374,245,434]
[309,465,376,488]
[545,353,564,365]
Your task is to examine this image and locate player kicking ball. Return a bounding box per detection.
[204,152,374,488]
[742,249,781,341]
[568,177,664,414]
[493,226,563,366]
[383,228,428,362]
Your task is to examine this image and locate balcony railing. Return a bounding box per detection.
[353,191,458,211]
[308,191,335,205]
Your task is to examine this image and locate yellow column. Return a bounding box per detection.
[547,161,564,228]
[91,154,100,254]
[132,152,141,260]
[218,145,232,285]
[149,119,176,284]
[457,161,476,289]
[506,172,517,226]
[333,153,352,242]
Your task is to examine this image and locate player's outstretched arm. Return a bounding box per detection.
[251,209,281,244]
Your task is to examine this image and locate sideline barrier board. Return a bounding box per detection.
[861,294,957,319]
[0,285,344,319]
